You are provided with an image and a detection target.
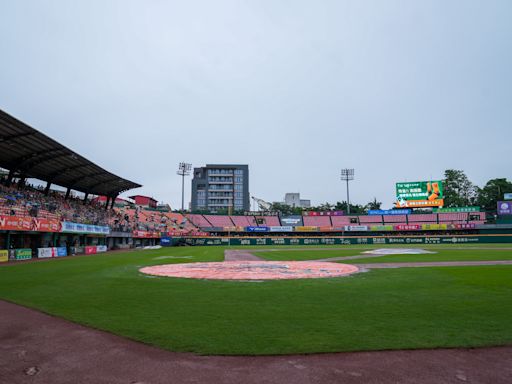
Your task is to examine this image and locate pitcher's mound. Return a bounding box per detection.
[140,261,359,280]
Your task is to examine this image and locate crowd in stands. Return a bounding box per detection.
[110,207,200,235]
[0,181,112,226]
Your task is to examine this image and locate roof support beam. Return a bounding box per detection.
[0,132,37,143]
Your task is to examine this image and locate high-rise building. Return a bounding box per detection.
[191,164,249,213]
[283,193,311,208]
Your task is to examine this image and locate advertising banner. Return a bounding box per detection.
[368,209,411,216]
[421,224,448,231]
[70,246,84,255]
[343,225,369,231]
[498,201,512,215]
[395,224,421,231]
[85,246,97,255]
[0,216,61,232]
[269,226,294,232]
[160,237,172,246]
[37,247,55,258]
[504,193,512,200]
[132,230,161,238]
[223,226,245,232]
[435,207,480,213]
[455,223,476,229]
[0,250,8,263]
[370,225,394,231]
[246,226,270,232]
[56,247,67,257]
[180,235,512,246]
[61,222,110,235]
[319,226,335,232]
[395,181,444,208]
[15,249,32,260]
[96,245,107,253]
[304,211,344,216]
[280,216,303,226]
[295,226,319,232]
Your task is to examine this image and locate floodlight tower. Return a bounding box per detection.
[177,162,192,211]
[340,168,355,214]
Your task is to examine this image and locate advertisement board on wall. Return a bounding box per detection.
[160,237,172,246]
[280,216,303,226]
[15,249,32,260]
[0,250,8,263]
[504,193,512,200]
[295,226,319,232]
[435,206,480,213]
[498,201,512,215]
[38,247,55,258]
[246,226,270,232]
[56,247,67,257]
[61,222,110,235]
[368,209,411,216]
[85,246,97,255]
[0,216,61,232]
[180,235,512,246]
[395,181,444,208]
[269,226,294,232]
[303,211,344,216]
[344,225,369,231]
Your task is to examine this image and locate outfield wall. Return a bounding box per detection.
[176,234,512,246]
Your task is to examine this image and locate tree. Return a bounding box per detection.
[365,197,382,211]
[334,201,365,214]
[477,178,512,211]
[443,169,478,207]
[270,202,303,215]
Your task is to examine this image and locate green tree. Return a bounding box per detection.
[443,169,478,207]
[477,178,512,211]
[270,202,303,215]
[334,201,365,214]
[365,197,382,212]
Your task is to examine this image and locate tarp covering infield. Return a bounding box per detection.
[140,261,359,280]
[172,235,512,246]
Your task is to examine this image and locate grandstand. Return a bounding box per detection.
[0,108,502,258]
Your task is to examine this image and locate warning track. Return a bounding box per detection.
[1,300,512,384]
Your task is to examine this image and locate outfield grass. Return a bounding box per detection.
[257,247,512,263]
[1,245,512,355]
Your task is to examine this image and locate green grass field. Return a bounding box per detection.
[1,245,512,355]
[257,246,512,263]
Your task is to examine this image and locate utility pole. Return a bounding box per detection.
[177,162,191,211]
[340,169,355,214]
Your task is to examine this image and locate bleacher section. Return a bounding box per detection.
[230,215,253,227]
[407,214,437,223]
[383,215,407,224]
[204,215,234,227]
[303,216,332,226]
[255,216,281,226]
[331,216,358,226]
[183,210,486,230]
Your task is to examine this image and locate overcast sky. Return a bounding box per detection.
[0,1,511,209]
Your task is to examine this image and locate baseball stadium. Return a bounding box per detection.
[2,2,512,383]
[0,108,512,383]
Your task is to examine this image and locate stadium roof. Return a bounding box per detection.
[0,109,141,196]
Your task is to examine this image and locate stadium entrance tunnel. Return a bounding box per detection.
[139,261,359,280]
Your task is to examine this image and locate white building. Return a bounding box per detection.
[283,193,311,208]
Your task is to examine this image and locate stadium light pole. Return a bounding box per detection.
[177,162,192,211]
[340,168,355,214]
